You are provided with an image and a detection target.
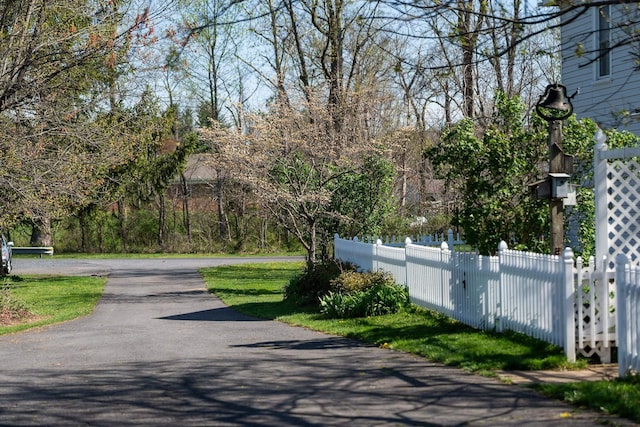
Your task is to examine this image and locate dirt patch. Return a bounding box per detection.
[0,307,40,326]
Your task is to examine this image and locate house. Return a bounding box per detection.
[168,153,219,212]
[561,3,640,134]
[178,154,218,187]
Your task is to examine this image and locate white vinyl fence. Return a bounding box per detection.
[334,234,576,361]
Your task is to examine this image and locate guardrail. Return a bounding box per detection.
[12,247,54,258]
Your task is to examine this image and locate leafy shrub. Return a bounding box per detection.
[330,270,393,293]
[362,282,410,316]
[283,259,357,306]
[319,291,361,318]
[328,270,370,293]
[320,270,410,318]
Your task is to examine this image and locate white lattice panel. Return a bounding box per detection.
[605,159,640,267]
[591,132,640,360]
[575,258,616,362]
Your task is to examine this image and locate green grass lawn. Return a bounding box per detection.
[0,274,106,335]
[200,261,640,424]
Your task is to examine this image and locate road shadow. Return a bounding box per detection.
[0,353,592,427]
[229,337,372,351]
[158,306,264,322]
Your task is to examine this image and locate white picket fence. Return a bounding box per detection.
[615,254,640,376]
[334,234,577,361]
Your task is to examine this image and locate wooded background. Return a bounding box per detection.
[2,1,638,257]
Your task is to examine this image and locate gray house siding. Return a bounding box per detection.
[561,4,640,135]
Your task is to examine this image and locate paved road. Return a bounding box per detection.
[0,258,634,426]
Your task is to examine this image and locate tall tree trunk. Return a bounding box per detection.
[285,0,311,102]
[157,193,166,247]
[30,216,51,246]
[459,4,475,119]
[117,200,127,253]
[268,0,289,105]
[216,170,228,241]
[260,218,267,250]
[311,0,345,132]
[180,173,191,242]
[456,0,485,119]
[307,220,317,266]
[78,209,88,252]
[400,146,407,212]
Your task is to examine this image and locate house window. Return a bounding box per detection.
[597,5,611,78]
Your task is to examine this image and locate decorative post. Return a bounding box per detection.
[549,120,566,255]
[535,83,575,255]
[440,241,449,310]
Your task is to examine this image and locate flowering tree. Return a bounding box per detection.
[200,93,395,264]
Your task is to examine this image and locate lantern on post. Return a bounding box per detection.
[535,83,575,255]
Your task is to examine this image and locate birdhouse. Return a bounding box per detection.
[550,173,571,199]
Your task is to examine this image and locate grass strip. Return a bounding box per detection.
[0,274,106,335]
[535,377,640,423]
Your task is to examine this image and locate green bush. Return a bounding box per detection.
[330,269,394,293]
[318,291,361,318]
[363,282,411,316]
[320,270,409,318]
[328,270,371,293]
[283,259,357,306]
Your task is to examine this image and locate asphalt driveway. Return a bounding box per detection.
[0,257,633,426]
